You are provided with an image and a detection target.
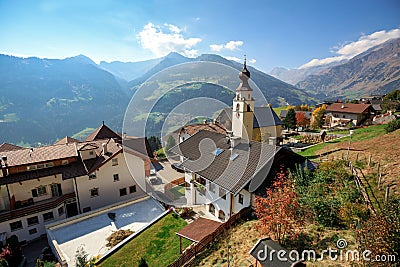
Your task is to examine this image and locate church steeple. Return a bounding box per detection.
[232,55,254,140]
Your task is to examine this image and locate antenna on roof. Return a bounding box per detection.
[102,121,105,126]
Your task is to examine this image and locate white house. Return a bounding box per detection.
[0,124,151,244]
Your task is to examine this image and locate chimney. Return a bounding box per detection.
[203,119,207,124]
[230,136,241,148]
[102,143,107,155]
[1,156,7,167]
[341,104,345,109]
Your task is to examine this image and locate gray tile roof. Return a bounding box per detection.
[253,107,282,127]
[169,130,280,194]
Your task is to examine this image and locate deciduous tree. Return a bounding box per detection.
[311,104,326,129]
[255,169,301,244]
[295,112,309,129]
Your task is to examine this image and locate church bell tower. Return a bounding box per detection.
[232,56,254,140]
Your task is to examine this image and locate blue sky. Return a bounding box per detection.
[0,0,399,72]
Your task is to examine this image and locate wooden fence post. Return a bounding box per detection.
[385,186,390,203]
[368,154,372,166]
[356,153,359,162]
[378,173,382,190]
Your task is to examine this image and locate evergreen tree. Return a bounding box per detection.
[283,108,296,130]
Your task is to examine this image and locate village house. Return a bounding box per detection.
[0,124,152,244]
[325,102,373,128]
[169,60,313,222]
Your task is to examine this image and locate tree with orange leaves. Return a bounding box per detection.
[296,112,309,129]
[254,169,302,244]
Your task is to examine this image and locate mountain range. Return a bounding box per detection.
[1,38,399,144]
[0,52,312,144]
[271,38,400,99]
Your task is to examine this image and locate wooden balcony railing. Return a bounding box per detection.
[0,192,76,223]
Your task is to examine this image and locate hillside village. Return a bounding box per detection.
[0,57,399,267]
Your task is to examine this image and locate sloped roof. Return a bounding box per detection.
[169,130,279,194]
[54,136,80,145]
[326,103,371,114]
[0,160,87,186]
[123,137,152,159]
[0,143,23,152]
[180,122,227,136]
[253,107,283,127]
[80,139,123,173]
[176,217,222,242]
[2,143,78,167]
[85,124,121,141]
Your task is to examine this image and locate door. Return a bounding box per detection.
[66,202,79,217]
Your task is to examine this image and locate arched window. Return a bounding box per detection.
[218,210,226,221]
[209,203,215,215]
[236,103,240,111]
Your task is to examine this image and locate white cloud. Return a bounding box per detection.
[138,22,202,57]
[249,59,256,64]
[210,44,224,52]
[225,41,243,51]
[225,56,241,62]
[299,28,400,69]
[209,40,244,52]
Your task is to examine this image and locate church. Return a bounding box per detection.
[169,60,313,221]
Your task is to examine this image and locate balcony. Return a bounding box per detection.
[0,192,76,223]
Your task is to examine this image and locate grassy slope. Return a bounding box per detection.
[100,214,192,267]
[298,124,387,157]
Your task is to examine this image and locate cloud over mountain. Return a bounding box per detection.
[210,40,243,52]
[138,22,202,57]
[300,28,400,69]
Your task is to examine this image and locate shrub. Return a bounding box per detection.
[138,257,149,267]
[384,118,400,133]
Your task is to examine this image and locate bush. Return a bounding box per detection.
[384,118,400,133]
[138,257,149,267]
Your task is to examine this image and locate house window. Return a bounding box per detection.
[208,182,215,193]
[209,203,215,215]
[58,207,64,216]
[90,188,99,197]
[219,187,226,200]
[238,194,244,205]
[113,174,119,182]
[112,158,118,166]
[343,115,346,118]
[45,162,54,168]
[218,210,226,221]
[27,165,37,171]
[120,188,127,197]
[129,185,136,194]
[10,221,23,231]
[37,164,45,169]
[29,228,37,235]
[27,216,39,226]
[89,172,96,179]
[89,151,94,156]
[43,212,54,221]
[82,207,91,213]
[32,186,47,197]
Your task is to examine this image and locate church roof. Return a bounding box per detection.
[85,123,121,141]
[253,107,283,127]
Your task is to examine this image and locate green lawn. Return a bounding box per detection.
[100,214,192,267]
[298,124,387,157]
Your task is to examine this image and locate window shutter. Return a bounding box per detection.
[31,189,38,197]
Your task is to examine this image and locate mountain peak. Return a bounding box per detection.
[64,54,96,65]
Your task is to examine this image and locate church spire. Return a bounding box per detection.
[236,54,252,91]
